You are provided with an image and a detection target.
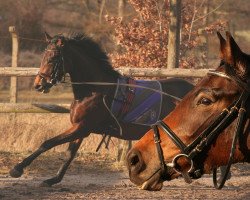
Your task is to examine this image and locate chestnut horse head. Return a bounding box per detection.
[127,32,250,191]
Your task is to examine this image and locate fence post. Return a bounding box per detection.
[9,26,19,103]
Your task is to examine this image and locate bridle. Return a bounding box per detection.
[37,44,66,89]
[152,70,249,189]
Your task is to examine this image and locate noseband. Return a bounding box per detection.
[152,70,249,189]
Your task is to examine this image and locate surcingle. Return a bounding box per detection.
[111,77,162,126]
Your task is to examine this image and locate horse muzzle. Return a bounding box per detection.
[126,148,175,191]
[34,79,53,93]
[139,166,177,191]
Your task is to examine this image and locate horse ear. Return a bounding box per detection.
[226,32,250,80]
[219,32,250,81]
[217,31,243,66]
[44,32,52,43]
[217,32,227,60]
[224,31,243,66]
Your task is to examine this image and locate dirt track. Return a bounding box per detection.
[0,152,249,200]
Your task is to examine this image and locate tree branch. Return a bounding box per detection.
[193,0,226,23]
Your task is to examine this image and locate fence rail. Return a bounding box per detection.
[0,67,211,77]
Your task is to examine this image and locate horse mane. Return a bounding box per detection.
[66,33,120,78]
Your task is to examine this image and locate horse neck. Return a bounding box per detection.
[203,117,250,172]
[64,46,119,100]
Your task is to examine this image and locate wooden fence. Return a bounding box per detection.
[0,26,211,113]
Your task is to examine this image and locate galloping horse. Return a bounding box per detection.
[9,33,193,186]
[127,32,250,191]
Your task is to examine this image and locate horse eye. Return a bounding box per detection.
[198,97,213,105]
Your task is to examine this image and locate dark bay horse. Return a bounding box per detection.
[9,33,193,186]
[127,32,250,191]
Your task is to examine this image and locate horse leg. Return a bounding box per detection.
[9,124,86,178]
[40,138,83,187]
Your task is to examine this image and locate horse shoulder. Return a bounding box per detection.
[70,93,104,124]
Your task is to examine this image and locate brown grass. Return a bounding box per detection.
[0,113,121,156]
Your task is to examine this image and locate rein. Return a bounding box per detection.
[66,81,182,102]
[37,47,66,90]
[151,70,249,189]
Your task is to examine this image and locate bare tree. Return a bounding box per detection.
[167,0,181,69]
[82,0,90,11]
[204,0,210,67]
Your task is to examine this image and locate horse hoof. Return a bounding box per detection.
[40,181,52,187]
[9,168,23,178]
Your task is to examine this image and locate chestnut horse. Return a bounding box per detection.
[127,32,250,190]
[9,33,193,186]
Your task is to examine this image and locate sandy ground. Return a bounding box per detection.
[0,152,249,200]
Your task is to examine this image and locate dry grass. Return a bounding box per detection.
[0,113,121,156]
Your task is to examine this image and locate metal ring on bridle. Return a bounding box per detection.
[171,154,194,174]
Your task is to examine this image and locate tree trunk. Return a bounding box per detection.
[99,0,106,24]
[167,0,181,69]
[204,0,210,67]
[82,0,90,12]
[118,0,126,20]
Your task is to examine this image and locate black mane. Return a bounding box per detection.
[66,33,120,78]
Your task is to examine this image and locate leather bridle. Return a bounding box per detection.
[152,70,249,189]
[37,46,65,89]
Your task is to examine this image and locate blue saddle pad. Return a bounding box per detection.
[111,77,162,126]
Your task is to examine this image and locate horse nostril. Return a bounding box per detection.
[127,149,145,175]
[34,84,43,91]
[130,154,139,166]
[127,150,142,168]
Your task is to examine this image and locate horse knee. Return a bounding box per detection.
[40,141,53,151]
